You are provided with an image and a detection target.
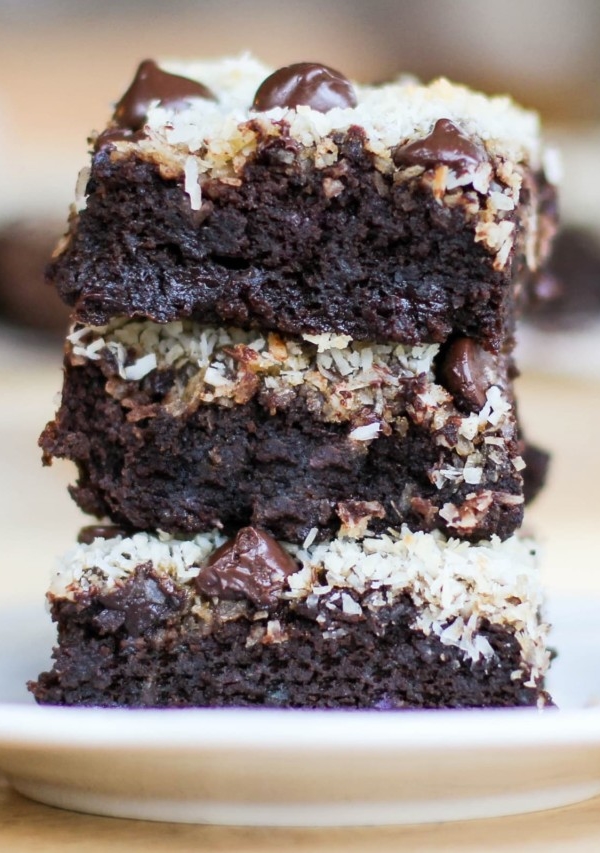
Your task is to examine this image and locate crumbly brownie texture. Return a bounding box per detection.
[40,321,527,543]
[30,526,551,708]
[48,56,559,351]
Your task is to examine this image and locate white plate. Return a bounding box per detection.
[0,595,599,826]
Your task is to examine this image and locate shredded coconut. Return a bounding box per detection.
[146,56,545,170]
[66,319,517,492]
[349,422,381,441]
[49,525,549,683]
[183,156,202,210]
[85,55,557,272]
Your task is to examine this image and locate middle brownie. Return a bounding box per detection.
[41,320,527,544]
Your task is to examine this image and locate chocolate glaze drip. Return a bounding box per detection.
[439,337,496,412]
[252,62,357,113]
[195,527,298,607]
[77,525,130,545]
[392,119,486,173]
[113,59,215,132]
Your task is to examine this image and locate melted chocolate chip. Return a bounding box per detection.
[96,568,186,637]
[439,338,496,412]
[252,62,357,113]
[195,527,298,607]
[113,59,215,132]
[77,525,129,545]
[94,127,148,150]
[392,119,486,173]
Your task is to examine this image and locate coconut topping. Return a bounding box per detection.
[115,54,548,169]
[48,524,549,684]
[82,55,557,268]
[66,318,517,497]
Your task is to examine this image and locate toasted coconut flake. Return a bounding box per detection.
[50,524,550,682]
[184,156,202,210]
[66,319,517,491]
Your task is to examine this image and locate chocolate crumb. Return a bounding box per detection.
[77,525,130,545]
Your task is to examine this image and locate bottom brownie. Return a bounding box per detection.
[30,526,552,709]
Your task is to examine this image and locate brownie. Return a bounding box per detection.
[29,527,551,709]
[30,57,557,711]
[47,57,558,353]
[40,321,527,543]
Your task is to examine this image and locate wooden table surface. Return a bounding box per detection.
[1,775,600,853]
[0,355,600,849]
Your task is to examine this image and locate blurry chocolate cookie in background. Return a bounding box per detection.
[0,219,69,339]
[526,226,600,330]
[518,226,600,380]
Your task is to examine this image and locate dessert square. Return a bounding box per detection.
[49,57,558,353]
[31,56,557,710]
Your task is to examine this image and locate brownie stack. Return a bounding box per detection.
[30,56,558,708]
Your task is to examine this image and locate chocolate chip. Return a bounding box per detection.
[96,567,186,637]
[77,525,129,545]
[195,527,299,607]
[252,62,357,113]
[439,338,496,412]
[392,119,486,173]
[113,59,215,132]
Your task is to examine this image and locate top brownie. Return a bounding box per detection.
[49,56,559,351]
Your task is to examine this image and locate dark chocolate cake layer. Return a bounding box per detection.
[49,137,553,352]
[47,57,559,352]
[40,325,526,543]
[30,564,545,709]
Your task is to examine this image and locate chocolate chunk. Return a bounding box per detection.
[439,338,496,412]
[113,59,215,132]
[96,567,186,636]
[195,527,298,607]
[77,524,129,545]
[392,119,486,173]
[252,62,357,113]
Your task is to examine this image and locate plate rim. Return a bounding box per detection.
[2,704,600,753]
[2,593,600,756]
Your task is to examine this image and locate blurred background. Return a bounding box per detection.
[0,0,599,605]
[2,0,600,219]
